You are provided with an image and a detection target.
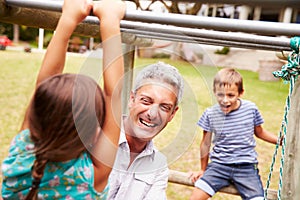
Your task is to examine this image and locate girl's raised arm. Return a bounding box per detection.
[91,0,126,192]
[36,0,92,85]
[21,0,92,130]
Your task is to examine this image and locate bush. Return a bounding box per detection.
[215,46,230,55]
[152,52,171,59]
[43,32,53,47]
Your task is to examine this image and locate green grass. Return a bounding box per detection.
[0,51,289,199]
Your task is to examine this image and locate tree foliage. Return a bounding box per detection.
[127,0,202,15]
[0,23,13,38]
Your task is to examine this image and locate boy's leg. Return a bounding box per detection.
[191,162,232,200]
[232,164,264,200]
[190,187,210,200]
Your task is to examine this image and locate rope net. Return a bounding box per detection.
[264,37,300,200]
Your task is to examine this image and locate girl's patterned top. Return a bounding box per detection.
[2,129,108,200]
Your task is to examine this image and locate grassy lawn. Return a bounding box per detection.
[0,50,288,199]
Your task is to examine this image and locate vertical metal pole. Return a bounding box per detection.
[204,4,209,16]
[89,37,94,51]
[239,5,251,20]
[212,4,217,17]
[283,7,293,23]
[122,44,135,115]
[292,9,298,23]
[38,28,44,51]
[253,6,261,21]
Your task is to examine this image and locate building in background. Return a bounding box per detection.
[132,0,300,23]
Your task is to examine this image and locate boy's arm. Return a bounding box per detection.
[20,0,92,130]
[200,130,212,171]
[190,130,212,183]
[254,125,279,144]
[91,0,125,192]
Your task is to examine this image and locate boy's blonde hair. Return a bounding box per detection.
[213,68,244,94]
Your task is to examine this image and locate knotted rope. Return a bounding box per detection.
[264,37,300,200]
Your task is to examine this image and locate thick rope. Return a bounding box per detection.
[264,37,300,200]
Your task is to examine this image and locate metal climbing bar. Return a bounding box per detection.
[2,0,297,51]
[78,14,292,51]
[122,28,290,51]
[5,0,62,12]
[2,0,298,51]
[121,20,290,46]
[125,11,300,37]
[78,15,291,51]
[118,20,291,51]
[5,0,300,37]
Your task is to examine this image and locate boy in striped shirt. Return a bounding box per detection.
[190,68,279,200]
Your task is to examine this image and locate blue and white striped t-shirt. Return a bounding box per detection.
[197,99,264,164]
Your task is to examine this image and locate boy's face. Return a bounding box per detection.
[214,84,243,114]
[127,82,178,141]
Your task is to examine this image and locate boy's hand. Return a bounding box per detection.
[279,135,284,145]
[188,170,204,183]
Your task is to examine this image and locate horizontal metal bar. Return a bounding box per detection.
[3,0,294,51]
[122,28,291,51]
[5,0,62,12]
[166,0,300,8]
[5,0,300,36]
[125,10,300,37]
[84,16,291,51]
[120,20,291,47]
[85,16,292,51]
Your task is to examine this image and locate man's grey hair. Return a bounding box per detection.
[133,62,184,105]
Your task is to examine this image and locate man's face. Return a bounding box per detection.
[127,82,178,141]
[214,84,242,114]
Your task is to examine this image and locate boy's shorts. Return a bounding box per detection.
[194,162,264,200]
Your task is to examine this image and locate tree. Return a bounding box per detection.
[127,0,202,15]
[127,1,203,60]
[13,24,19,43]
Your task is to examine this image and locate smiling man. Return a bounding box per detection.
[107,62,184,200]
